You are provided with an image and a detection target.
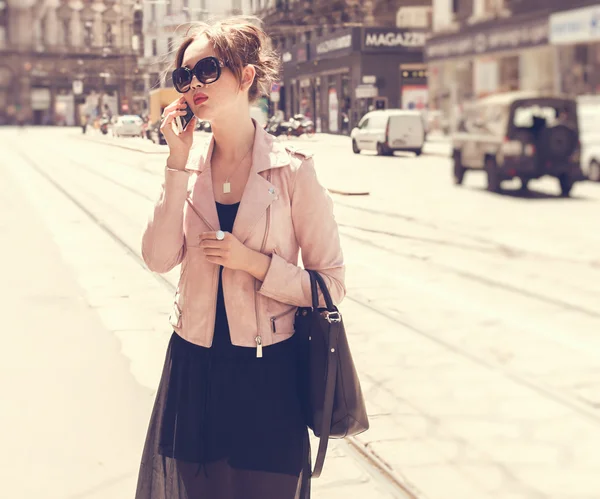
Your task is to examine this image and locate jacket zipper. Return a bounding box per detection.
[185,198,220,347]
[270,307,297,333]
[171,259,188,328]
[255,172,272,358]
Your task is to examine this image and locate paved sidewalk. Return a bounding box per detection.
[0,155,154,498]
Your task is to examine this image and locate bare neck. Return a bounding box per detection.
[211,115,256,165]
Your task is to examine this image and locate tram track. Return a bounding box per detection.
[18,142,600,412]
[13,139,600,498]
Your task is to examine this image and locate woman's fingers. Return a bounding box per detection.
[205,256,224,266]
[203,248,225,258]
[159,111,177,133]
[162,98,187,118]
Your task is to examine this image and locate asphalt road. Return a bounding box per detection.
[2,127,599,499]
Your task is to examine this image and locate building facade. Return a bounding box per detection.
[254,0,432,133]
[0,0,138,126]
[549,3,600,96]
[426,0,600,129]
[137,0,244,115]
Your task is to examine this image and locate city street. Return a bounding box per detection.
[2,126,600,499]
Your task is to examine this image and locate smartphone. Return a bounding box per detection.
[175,103,195,133]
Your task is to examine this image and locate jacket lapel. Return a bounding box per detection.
[232,126,290,244]
[187,138,220,231]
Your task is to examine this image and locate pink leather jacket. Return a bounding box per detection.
[141,124,345,356]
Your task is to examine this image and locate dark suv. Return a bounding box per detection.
[452,92,583,196]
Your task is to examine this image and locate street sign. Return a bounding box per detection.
[72,80,83,95]
[271,82,281,93]
[355,84,378,99]
[362,75,377,85]
[270,91,280,103]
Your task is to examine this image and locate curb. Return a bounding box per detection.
[327,187,370,196]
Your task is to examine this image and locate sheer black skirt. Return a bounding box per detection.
[135,332,311,499]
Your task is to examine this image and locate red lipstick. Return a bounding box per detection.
[193,93,208,105]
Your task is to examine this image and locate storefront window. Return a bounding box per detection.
[558,43,597,95]
[499,56,519,92]
[341,74,351,133]
[314,77,322,132]
[299,78,312,118]
[328,77,339,133]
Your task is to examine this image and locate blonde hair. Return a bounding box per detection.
[174,17,281,102]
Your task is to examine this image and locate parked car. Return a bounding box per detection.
[351,110,425,156]
[452,91,583,196]
[112,115,144,138]
[196,120,212,133]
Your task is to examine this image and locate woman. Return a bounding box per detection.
[135,17,345,499]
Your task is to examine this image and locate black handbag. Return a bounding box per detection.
[295,270,369,478]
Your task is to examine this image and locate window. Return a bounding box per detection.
[369,114,388,129]
[151,3,156,21]
[152,38,157,56]
[105,24,114,48]
[168,37,173,52]
[166,0,172,15]
[474,0,504,18]
[39,15,47,45]
[84,21,94,46]
[452,0,459,14]
[150,72,161,89]
[62,19,70,46]
[359,118,370,129]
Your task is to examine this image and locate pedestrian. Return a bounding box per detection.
[135,17,345,499]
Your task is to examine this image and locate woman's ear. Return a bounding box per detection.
[241,65,256,93]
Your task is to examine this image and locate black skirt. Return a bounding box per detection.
[136,201,311,498]
[135,331,311,499]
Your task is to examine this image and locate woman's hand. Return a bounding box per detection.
[199,231,272,280]
[161,96,197,170]
[199,231,250,270]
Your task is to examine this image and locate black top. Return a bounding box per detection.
[212,201,240,353]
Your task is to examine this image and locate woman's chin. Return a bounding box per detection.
[193,105,212,122]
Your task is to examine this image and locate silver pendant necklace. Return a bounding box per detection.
[221,144,253,194]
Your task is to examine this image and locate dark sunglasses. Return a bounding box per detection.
[172,56,225,93]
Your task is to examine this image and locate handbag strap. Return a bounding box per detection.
[307,270,341,478]
[311,320,340,478]
[310,269,319,310]
[311,270,336,311]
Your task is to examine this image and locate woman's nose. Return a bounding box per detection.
[190,74,204,89]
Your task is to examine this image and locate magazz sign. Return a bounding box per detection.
[362,29,427,52]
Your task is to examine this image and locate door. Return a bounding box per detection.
[365,114,387,149]
[388,115,424,148]
[355,118,370,148]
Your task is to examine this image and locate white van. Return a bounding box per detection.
[351,109,426,156]
[577,96,600,181]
